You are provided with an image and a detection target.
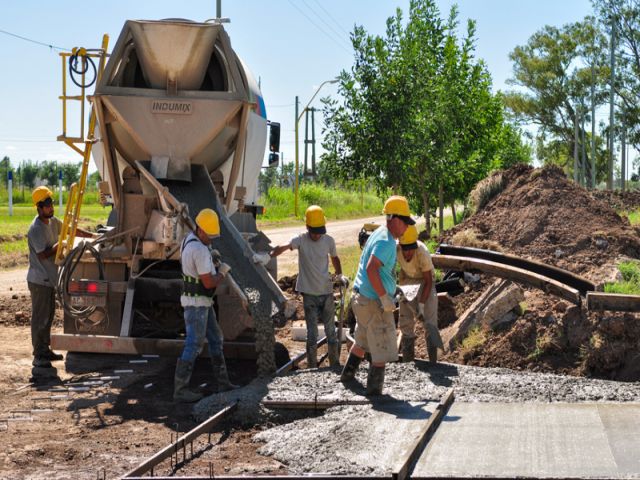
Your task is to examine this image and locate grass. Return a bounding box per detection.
[622,208,640,226]
[604,260,640,295]
[258,184,383,225]
[460,326,487,350]
[0,203,110,266]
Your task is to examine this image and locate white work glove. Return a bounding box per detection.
[380,294,395,313]
[252,252,271,266]
[218,262,231,277]
[418,302,425,319]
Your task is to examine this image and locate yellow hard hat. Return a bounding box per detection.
[382,195,415,224]
[195,208,220,237]
[32,186,53,206]
[305,205,326,233]
[399,225,419,250]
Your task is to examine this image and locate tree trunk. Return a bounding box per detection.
[451,202,457,225]
[438,182,444,234]
[422,191,431,239]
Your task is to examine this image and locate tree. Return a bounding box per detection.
[0,156,11,188]
[322,0,529,233]
[22,160,39,191]
[504,19,609,182]
[59,162,81,189]
[258,166,278,195]
[39,161,59,187]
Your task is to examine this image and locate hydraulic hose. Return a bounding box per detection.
[56,240,106,325]
[69,49,97,88]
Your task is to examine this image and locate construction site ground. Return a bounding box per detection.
[2,165,640,479]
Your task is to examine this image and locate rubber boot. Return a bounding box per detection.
[340,353,363,382]
[328,342,341,368]
[211,355,239,393]
[401,337,415,362]
[173,359,203,403]
[366,364,385,396]
[306,344,318,369]
[427,344,438,363]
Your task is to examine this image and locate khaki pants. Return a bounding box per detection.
[352,293,398,363]
[398,283,443,349]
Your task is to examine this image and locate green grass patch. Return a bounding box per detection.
[258,184,383,224]
[460,326,487,350]
[623,208,640,226]
[604,260,640,295]
[0,203,110,265]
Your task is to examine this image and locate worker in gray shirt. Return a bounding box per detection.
[269,205,347,368]
[27,187,94,369]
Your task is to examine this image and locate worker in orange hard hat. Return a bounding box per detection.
[341,195,415,395]
[268,205,347,368]
[27,187,94,374]
[397,225,442,363]
[174,208,238,403]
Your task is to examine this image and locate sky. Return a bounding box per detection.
[0,0,595,175]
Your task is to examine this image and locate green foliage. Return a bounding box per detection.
[259,184,383,223]
[60,162,81,189]
[21,160,39,191]
[321,0,530,231]
[0,156,10,187]
[460,326,487,350]
[504,18,610,181]
[39,161,58,187]
[626,209,640,225]
[604,260,640,295]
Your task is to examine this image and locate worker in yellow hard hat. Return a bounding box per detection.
[27,186,95,373]
[397,225,443,363]
[341,195,415,395]
[268,205,347,368]
[174,208,238,402]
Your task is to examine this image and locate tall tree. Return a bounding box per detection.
[59,162,81,190]
[0,156,11,188]
[39,161,59,187]
[322,0,529,232]
[22,160,39,191]
[504,19,609,181]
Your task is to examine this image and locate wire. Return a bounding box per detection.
[266,103,295,108]
[0,28,69,52]
[301,0,351,47]
[286,0,351,54]
[311,0,352,37]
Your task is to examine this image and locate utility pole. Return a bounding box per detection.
[304,109,310,177]
[294,95,300,216]
[310,107,317,177]
[608,13,616,189]
[621,127,626,191]
[581,104,587,186]
[574,106,579,184]
[591,63,596,188]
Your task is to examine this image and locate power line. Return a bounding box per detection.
[266,103,295,108]
[311,0,352,37]
[287,0,351,54]
[302,0,351,46]
[0,28,69,52]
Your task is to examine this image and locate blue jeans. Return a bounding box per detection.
[180,306,224,362]
[302,293,337,351]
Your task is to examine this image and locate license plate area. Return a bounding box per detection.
[70,295,106,307]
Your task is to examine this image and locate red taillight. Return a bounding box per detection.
[67,279,106,295]
[87,282,99,294]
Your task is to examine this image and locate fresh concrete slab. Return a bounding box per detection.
[413,403,640,479]
[255,400,439,475]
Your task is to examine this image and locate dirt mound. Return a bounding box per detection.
[592,189,640,212]
[442,164,640,281]
[438,165,640,381]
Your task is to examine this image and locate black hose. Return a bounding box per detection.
[69,52,97,88]
[56,241,106,323]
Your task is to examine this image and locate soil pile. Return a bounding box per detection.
[442,164,640,281]
[438,164,640,381]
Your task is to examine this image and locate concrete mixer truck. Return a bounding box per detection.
[51,18,291,372]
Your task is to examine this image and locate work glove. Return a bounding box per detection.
[380,294,395,313]
[210,249,221,266]
[252,252,271,266]
[333,274,349,287]
[218,262,232,277]
[418,302,425,319]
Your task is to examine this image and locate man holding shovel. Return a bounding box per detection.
[397,225,443,363]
